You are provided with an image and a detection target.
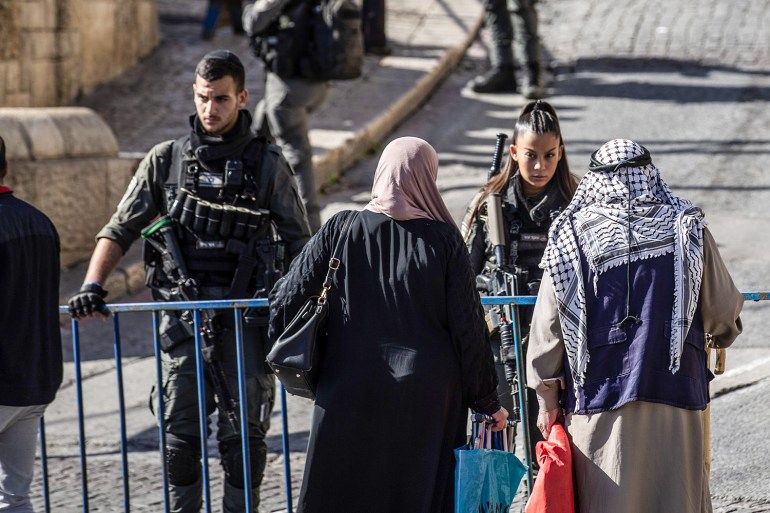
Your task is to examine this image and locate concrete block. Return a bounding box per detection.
[4,161,40,204]
[56,30,78,59]
[57,56,81,104]
[0,107,119,160]
[19,1,50,30]
[0,62,6,99]
[137,1,160,50]
[4,0,159,108]
[76,2,119,86]
[43,0,57,28]
[48,107,119,157]
[0,3,21,61]
[24,30,57,60]
[0,115,32,160]
[1,93,31,108]
[29,60,58,107]
[106,157,141,208]
[46,159,114,261]
[7,156,131,267]
[1,107,64,158]
[3,60,20,94]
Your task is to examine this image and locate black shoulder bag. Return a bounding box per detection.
[266,211,359,399]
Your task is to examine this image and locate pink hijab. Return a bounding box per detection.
[364,137,457,228]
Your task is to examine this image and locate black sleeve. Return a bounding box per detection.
[267,210,352,342]
[445,232,500,414]
[262,146,312,260]
[465,203,489,276]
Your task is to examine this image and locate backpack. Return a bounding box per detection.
[298,0,364,81]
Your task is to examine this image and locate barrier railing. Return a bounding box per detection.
[56,298,273,513]
[45,292,766,512]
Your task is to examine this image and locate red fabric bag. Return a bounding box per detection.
[524,423,575,513]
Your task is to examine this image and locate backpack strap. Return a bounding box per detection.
[167,135,192,188]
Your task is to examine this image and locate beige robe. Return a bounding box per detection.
[526,228,744,513]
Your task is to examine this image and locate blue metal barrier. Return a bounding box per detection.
[46,292,766,512]
[55,299,273,513]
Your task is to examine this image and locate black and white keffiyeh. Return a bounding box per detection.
[540,139,706,407]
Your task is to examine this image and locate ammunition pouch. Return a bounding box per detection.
[149,286,236,353]
[156,308,195,353]
[168,189,269,241]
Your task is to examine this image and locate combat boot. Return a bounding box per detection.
[469,64,517,93]
[520,62,545,99]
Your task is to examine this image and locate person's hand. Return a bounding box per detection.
[68,282,109,319]
[537,407,561,439]
[489,406,509,432]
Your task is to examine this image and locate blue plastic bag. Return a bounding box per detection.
[454,445,527,513]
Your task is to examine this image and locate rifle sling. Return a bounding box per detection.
[227,236,260,299]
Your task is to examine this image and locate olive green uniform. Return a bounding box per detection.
[97,113,311,513]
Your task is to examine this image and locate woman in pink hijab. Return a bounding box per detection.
[365,136,457,226]
[270,137,507,513]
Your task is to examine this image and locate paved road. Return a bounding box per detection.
[43,0,770,511]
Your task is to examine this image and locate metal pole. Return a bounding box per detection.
[193,310,213,513]
[234,310,253,512]
[152,311,171,513]
[280,384,293,513]
[39,417,51,513]
[511,304,534,494]
[112,313,131,512]
[72,319,90,513]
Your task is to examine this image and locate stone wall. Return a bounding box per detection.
[0,0,159,107]
[0,108,140,267]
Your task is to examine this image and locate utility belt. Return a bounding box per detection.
[144,203,282,350]
[169,188,269,240]
[150,276,272,352]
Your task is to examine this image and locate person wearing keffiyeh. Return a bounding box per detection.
[525,139,744,513]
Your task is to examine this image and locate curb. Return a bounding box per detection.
[69,11,485,305]
[313,12,484,183]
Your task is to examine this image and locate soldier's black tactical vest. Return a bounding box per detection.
[498,178,567,295]
[147,134,277,299]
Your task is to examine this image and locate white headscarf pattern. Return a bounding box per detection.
[540,139,706,407]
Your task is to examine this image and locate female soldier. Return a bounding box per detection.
[461,99,578,464]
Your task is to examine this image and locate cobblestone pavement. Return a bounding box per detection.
[541,0,769,70]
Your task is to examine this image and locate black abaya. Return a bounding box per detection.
[269,210,500,513]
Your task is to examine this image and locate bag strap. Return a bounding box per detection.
[319,211,359,302]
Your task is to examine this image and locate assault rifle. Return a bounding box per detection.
[141,216,240,435]
[475,133,532,466]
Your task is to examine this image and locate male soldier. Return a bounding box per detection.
[68,50,311,513]
[469,0,544,98]
[0,135,63,511]
[243,0,331,232]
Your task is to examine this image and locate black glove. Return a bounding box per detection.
[68,282,108,318]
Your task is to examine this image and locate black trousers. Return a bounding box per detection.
[362,0,387,49]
